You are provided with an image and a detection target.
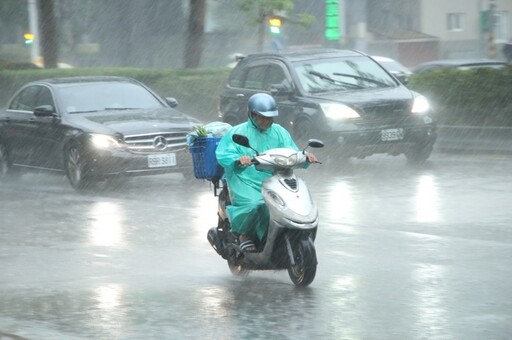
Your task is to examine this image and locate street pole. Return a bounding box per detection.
[27,0,40,63]
[478,0,483,57]
[488,0,496,58]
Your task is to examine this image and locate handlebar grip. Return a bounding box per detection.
[235,159,259,166]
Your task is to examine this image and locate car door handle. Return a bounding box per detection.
[236,93,245,98]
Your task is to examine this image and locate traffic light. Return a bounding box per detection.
[24,33,35,45]
[269,17,282,34]
[325,0,340,40]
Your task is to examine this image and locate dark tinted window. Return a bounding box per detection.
[9,86,40,111]
[264,64,292,91]
[37,87,55,107]
[228,64,245,88]
[244,65,267,90]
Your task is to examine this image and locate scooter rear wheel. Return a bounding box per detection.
[288,238,317,287]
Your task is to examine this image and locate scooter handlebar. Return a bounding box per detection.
[235,159,259,166]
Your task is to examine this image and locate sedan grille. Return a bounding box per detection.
[124,131,188,154]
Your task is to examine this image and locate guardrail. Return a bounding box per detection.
[435,125,512,154]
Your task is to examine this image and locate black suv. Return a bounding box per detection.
[219,49,437,163]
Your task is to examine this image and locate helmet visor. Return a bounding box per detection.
[252,109,278,117]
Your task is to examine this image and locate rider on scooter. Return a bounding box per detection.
[215,93,318,253]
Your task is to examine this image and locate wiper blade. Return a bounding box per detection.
[69,110,100,114]
[333,72,390,87]
[308,71,363,89]
[104,107,140,111]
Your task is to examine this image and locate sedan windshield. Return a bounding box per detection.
[57,82,165,114]
[294,57,397,94]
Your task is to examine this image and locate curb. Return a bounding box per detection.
[435,125,512,154]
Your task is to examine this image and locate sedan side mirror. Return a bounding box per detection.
[165,97,178,108]
[33,105,56,117]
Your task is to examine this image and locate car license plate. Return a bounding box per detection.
[148,153,176,168]
[381,128,404,141]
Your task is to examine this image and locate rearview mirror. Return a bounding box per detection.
[270,84,293,96]
[232,134,250,147]
[233,134,259,155]
[33,105,56,117]
[308,139,324,148]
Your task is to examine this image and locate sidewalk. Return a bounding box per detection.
[435,125,512,154]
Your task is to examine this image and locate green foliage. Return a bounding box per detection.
[240,0,295,23]
[0,60,39,70]
[408,67,512,127]
[193,125,209,137]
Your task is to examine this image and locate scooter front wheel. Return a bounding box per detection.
[288,238,317,287]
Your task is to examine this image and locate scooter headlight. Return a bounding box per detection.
[267,190,285,207]
[270,153,297,167]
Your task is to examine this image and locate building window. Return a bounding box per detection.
[447,13,464,31]
[493,11,509,43]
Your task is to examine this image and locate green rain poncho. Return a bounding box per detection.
[216,118,299,241]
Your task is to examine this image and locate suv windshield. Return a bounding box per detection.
[294,56,397,94]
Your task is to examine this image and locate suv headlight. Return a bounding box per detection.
[90,134,121,149]
[411,95,430,115]
[320,103,360,120]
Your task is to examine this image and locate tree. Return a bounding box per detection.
[184,0,206,68]
[38,0,59,68]
[239,0,314,52]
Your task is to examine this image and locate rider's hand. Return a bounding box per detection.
[238,155,252,166]
[306,152,318,164]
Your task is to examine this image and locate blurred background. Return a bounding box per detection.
[0,0,510,70]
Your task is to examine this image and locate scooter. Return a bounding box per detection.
[207,134,324,286]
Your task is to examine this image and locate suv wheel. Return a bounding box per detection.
[405,143,433,164]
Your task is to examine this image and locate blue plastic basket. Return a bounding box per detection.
[189,137,224,180]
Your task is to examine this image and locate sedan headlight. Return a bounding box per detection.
[90,134,121,149]
[320,103,360,120]
[411,95,430,115]
[270,153,297,167]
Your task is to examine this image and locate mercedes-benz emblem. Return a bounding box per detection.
[153,136,167,150]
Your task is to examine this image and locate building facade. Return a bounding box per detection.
[361,0,511,67]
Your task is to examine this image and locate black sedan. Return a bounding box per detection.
[0,76,201,190]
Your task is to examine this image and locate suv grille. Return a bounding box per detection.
[124,131,188,154]
[356,102,411,127]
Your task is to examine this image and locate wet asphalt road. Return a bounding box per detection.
[1,150,511,339]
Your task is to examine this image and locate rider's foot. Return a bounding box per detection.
[239,235,257,253]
